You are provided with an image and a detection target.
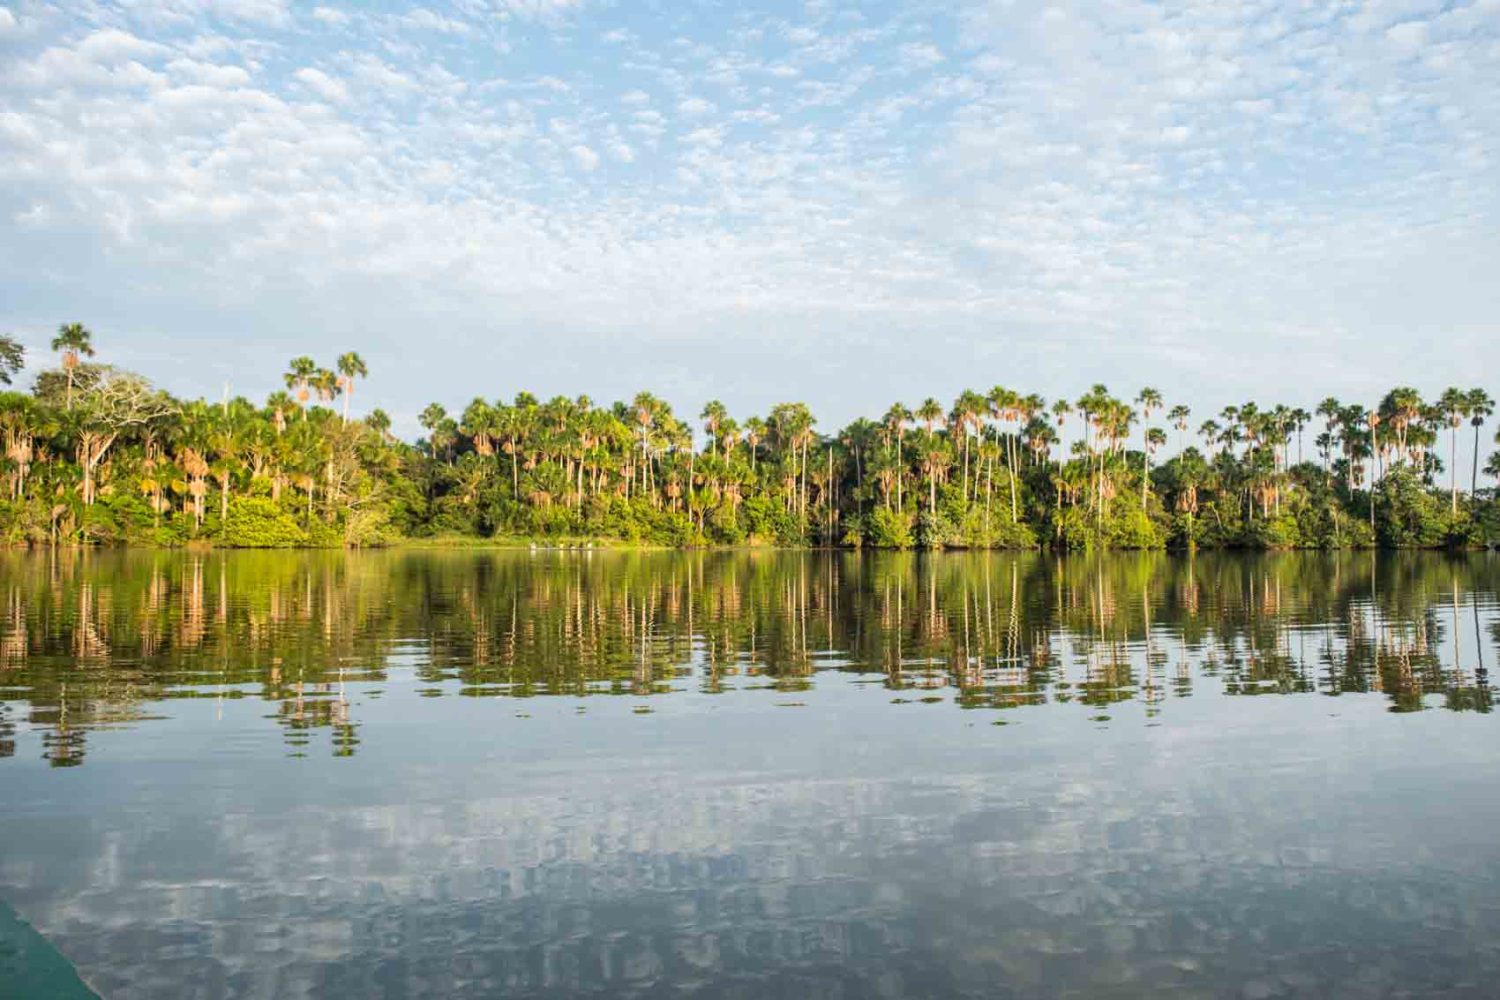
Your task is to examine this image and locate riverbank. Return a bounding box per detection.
[4,533,1493,553]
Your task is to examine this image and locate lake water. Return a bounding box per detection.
[1,549,1498,999]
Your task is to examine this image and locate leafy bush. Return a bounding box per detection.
[864,507,915,549]
[222,497,308,548]
[741,495,804,545]
[1376,468,1449,548]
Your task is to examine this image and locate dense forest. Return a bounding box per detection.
[1,324,1498,550]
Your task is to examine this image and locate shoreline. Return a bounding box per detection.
[3,537,1492,554]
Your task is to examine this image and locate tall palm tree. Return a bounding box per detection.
[918,432,949,520]
[1167,404,1191,455]
[913,398,940,435]
[701,399,729,458]
[1378,387,1423,464]
[51,323,95,410]
[882,403,912,509]
[744,416,765,475]
[284,357,317,415]
[1438,387,1469,512]
[1467,388,1494,496]
[632,392,671,502]
[311,369,341,407]
[952,389,987,500]
[419,402,450,464]
[1143,427,1166,506]
[1288,406,1311,466]
[1135,387,1162,431]
[336,352,368,424]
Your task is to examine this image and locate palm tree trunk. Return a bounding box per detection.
[896,430,904,510]
[803,438,810,519]
[1451,424,1458,513]
[1473,424,1482,497]
[985,455,992,531]
[962,433,970,504]
[1007,459,1017,524]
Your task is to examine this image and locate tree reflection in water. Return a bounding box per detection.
[0,549,1493,765]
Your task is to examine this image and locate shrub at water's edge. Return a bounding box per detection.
[1,329,1499,551]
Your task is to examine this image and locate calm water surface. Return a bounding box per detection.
[2,549,1499,998]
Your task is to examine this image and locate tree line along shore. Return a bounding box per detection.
[2,325,1498,551]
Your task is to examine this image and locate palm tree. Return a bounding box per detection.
[882,403,912,509]
[51,323,95,410]
[1135,387,1162,429]
[0,334,22,385]
[367,409,392,440]
[1467,388,1494,496]
[209,419,243,530]
[1142,427,1166,505]
[770,402,816,518]
[918,432,950,520]
[1438,387,1469,512]
[0,392,38,499]
[988,386,1025,520]
[916,398,943,435]
[952,389,987,500]
[701,399,729,458]
[1288,406,1311,466]
[1167,404,1191,454]
[284,357,317,415]
[419,402,451,464]
[841,417,878,501]
[1378,387,1423,465]
[336,352,368,424]
[311,369,340,407]
[632,392,662,502]
[744,416,765,475]
[265,390,296,435]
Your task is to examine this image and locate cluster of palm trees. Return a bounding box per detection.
[404,379,1498,548]
[1,326,391,542]
[1,321,1497,548]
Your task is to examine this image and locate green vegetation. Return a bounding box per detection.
[1,326,1498,549]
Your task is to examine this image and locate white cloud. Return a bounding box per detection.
[401,8,473,36]
[1385,20,1430,52]
[493,0,585,21]
[571,144,599,171]
[898,42,944,71]
[0,0,1497,427]
[124,0,292,27]
[347,55,416,95]
[293,67,347,103]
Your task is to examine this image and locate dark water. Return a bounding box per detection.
[1,549,1499,999]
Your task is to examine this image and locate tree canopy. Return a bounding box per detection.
[0,326,1497,550]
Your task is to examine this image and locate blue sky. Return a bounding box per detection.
[1,0,1497,438]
